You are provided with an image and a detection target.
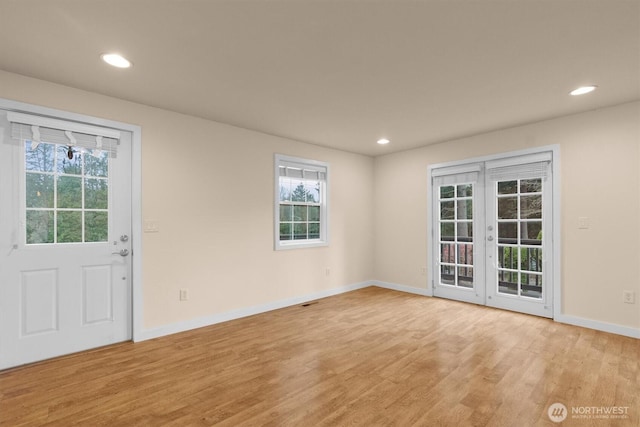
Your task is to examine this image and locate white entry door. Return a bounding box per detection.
[431,151,554,318]
[0,109,132,370]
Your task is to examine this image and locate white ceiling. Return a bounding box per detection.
[0,0,638,156]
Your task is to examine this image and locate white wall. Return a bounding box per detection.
[374,101,640,331]
[0,70,374,331]
[2,69,637,336]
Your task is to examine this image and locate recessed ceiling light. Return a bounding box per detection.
[101,53,132,69]
[570,85,597,96]
[377,138,390,145]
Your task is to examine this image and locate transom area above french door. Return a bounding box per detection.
[429,148,558,318]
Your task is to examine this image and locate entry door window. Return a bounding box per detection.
[25,141,110,244]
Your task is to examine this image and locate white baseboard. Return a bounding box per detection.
[372,280,432,296]
[135,280,638,342]
[135,281,371,342]
[554,314,640,339]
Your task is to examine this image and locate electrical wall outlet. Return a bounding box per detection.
[623,291,635,304]
[325,267,331,276]
[180,289,189,301]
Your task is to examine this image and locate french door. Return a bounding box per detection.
[431,151,554,318]
[0,108,132,369]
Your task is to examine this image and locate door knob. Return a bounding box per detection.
[112,249,129,257]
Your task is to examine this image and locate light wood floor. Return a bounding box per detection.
[0,287,638,426]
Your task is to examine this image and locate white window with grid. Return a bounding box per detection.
[274,154,329,250]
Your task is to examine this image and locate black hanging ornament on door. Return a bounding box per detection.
[67,146,74,160]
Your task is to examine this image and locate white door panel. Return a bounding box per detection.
[432,169,485,305]
[0,109,132,369]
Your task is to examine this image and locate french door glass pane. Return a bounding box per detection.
[458,267,473,288]
[440,265,455,285]
[496,178,543,299]
[438,183,474,288]
[441,243,455,263]
[498,197,517,219]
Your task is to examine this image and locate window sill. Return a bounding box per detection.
[275,240,328,251]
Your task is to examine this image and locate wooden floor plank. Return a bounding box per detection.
[0,287,638,426]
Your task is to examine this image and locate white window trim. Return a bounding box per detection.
[274,154,329,250]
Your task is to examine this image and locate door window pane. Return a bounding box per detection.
[498,181,517,194]
[26,173,54,208]
[457,244,473,265]
[457,199,473,220]
[498,271,518,295]
[457,184,472,197]
[25,142,55,172]
[498,197,517,219]
[521,248,543,272]
[26,210,54,244]
[440,265,455,285]
[440,201,455,220]
[457,222,473,242]
[498,246,519,269]
[441,243,455,263]
[440,222,455,241]
[458,267,473,288]
[521,273,542,299]
[56,146,82,174]
[520,195,542,219]
[521,222,542,245]
[57,211,82,243]
[520,179,542,193]
[498,222,517,244]
[440,186,454,199]
[57,176,82,209]
[85,151,109,177]
[84,178,108,210]
[84,212,108,242]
